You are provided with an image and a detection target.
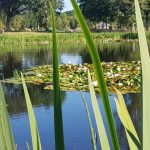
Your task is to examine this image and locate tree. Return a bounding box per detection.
[0,19,5,32]
[69,16,78,30]
[0,0,29,30]
[29,0,64,31]
[141,0,150,30]
[113,0,134,30]
[10,15,22,31]
[78,0,135,30]
[0,0,64,31]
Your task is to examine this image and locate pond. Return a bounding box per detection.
[0,41,142,149]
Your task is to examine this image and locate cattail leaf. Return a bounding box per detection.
[21,73,42,150]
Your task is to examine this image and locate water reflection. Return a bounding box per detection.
[0,41,142,149]
[2,83,141,149]
[3,83,66,116]
[0,41,141,78]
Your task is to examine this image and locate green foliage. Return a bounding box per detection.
[11,16,22,31]
[0,19,5,31]
[114,87,141,150]
[0,83,16,150]
[70,0,120,149]
[77,80,97,150]
[21,73,42,150]
[50,3,65,150]
[0,0,29,29]
[78,0,134,30]
[134,0,150,149]
[88,71,110,150]
[55,13,70,31]
[69,16,78,30]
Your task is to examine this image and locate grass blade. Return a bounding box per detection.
[77,82,97,150]
[88,71,110,150]
[26,142,30,150]
[21,73,42,150]
[50,3,65,150]
[0,83,16,150]
[114,87,141,150]
[134,0,150,149]
[70,0,119,149]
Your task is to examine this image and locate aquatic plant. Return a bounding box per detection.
[5,62,141,93]
[21,73,42,150]
[134,0,150,149]
[71,0,119,149]
[71,0,149,149]
[0,83,16,150]
[0,0,149,149]
[0,32,143,46]
[50,3,65,150]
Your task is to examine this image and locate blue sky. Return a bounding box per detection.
[63,0,73,11]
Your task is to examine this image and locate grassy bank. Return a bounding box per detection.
[0,32,142,45]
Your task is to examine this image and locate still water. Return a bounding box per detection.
[0,41,142,149]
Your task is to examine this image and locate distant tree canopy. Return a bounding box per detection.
[78,0,150,30]
[0,0,29,29]
[1,0,150,31]
[0,0,64,30]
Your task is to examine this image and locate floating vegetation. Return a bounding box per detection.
[3,61,141,94]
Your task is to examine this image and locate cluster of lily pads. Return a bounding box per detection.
[6,61,141,94]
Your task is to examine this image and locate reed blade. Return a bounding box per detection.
[50,3,65,150]
[77,82,97,150]
[88,71,110,150]
[114,87,141,150]
[70,0,119,149]
[134,0,150,149]
[21,73,42,150]
[0,83,16,150]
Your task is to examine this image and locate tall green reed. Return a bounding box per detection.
[88,71,110,150]
[50,3,65,150]
[70,0,119,149]
[114,87,141,149]
[134,0,150,149]
[21,73,42,150]
[0,83,16,150]
[77,81,97,150]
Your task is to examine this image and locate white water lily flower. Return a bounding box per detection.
[117,67,121,71]
[37,74,42,77]
[118,83,123,87]
[114,74,120,77]
[92,81,98,86]
[69,75,73,78]
[83,67,88,71]
[107,70,114,77]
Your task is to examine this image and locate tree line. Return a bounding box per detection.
[78,0,150,31]
[0,0,150,32]
[0,0,78,32]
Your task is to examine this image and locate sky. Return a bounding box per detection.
[63,0,73,12]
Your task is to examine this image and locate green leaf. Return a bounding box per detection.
[114,87,141,150]
[77,81,97,150]
[50,3,65,150]
[21,73,42,150]
[88,71,110,150]
[134,0,150,149]
[26,142,30,150]
[0,83,16,150]
[70,0,119,149]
